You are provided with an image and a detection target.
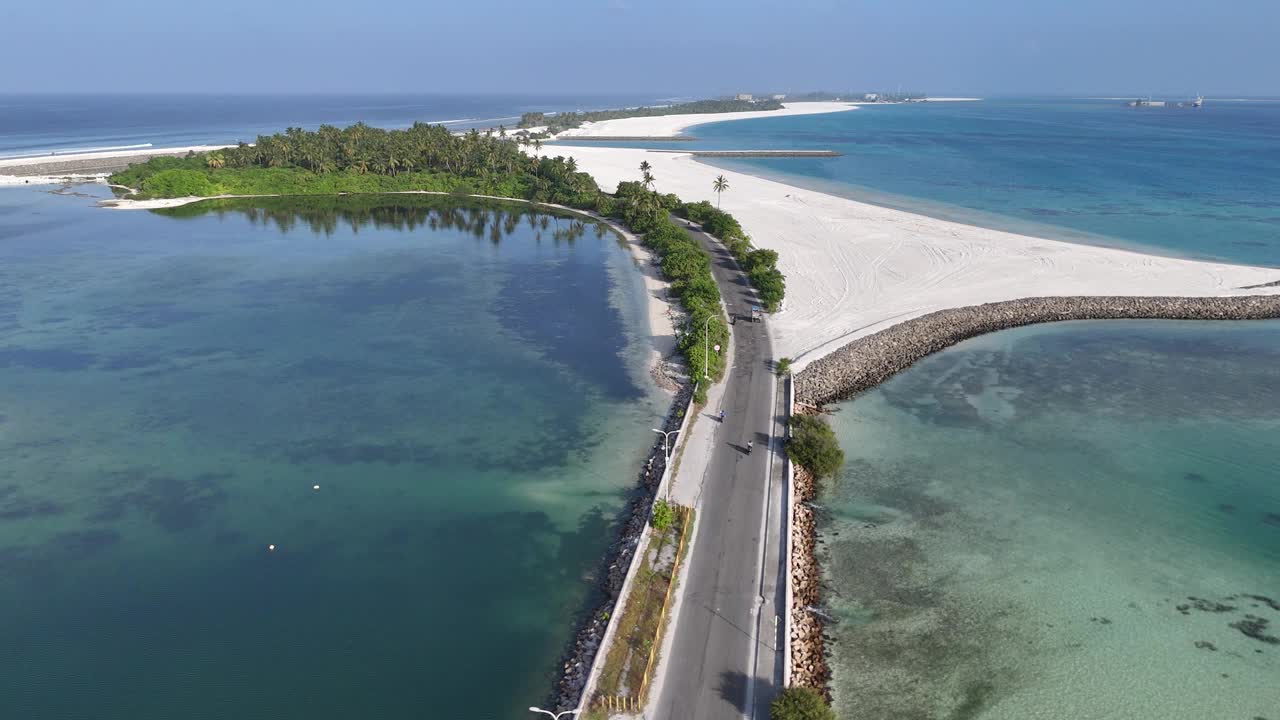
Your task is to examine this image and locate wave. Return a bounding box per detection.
[0,142,154,161]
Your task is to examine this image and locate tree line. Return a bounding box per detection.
[112,122,600,207]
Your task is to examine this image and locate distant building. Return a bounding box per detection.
[771,94,786,100]
[864,93,879,102]
[735,94,754,101]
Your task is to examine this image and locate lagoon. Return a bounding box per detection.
[821,319,1280,719]
[0,188,665,719]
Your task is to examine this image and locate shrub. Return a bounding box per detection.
[681,200,785,310]
[786,415,844,479]
[140,169,217,198]
[770,687,835,720]
[652,499,676,532]
[776,357,793,377]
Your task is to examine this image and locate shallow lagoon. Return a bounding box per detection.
[822,320,1280,719]
[0,189,665,719]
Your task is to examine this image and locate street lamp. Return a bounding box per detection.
[652,428,679,465]
[528,708,579,720]
[653,428,680,499]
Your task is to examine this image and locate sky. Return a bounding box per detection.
[2,0,1277,96]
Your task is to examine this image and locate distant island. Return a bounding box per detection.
[519,98,784,133]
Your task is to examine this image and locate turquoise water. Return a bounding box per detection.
[687,99,1280,267]
[821,320,1280,719]
[0,188,665,719]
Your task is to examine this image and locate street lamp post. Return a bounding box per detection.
[652,428,680,498]
[528,707,578,720]
[652,428,679,465]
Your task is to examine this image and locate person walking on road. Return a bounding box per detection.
[747,440,754,454]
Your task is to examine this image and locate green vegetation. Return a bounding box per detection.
[786,415,845,479]
[651,499,676,532]
[680,200,786,312]
[137,168,217,197]
[776,357,793,377]
[712,174,729,208]
[769,686,836,720]
[519,98,784,134]
[595,505,692,704]
[612,177,728,402]
[111,122,602,207]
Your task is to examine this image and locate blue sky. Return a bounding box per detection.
[2,0,1276,95]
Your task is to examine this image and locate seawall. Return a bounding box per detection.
[796,295,1280,406]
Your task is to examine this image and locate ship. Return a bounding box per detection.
[1128,95,1204,108]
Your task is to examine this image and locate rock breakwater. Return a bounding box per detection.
[789,462,831,693]
[796,295,1280,406]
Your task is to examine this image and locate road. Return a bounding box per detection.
[650,219,788,719]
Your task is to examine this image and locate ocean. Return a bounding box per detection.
[686,99,1280,267]
[4,94,1279,720]
[821,320,1280,719]
[0,93,660,159]
[0,187,665,719]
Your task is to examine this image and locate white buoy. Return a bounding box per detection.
[268,544,276,552]
[313,484,320,490]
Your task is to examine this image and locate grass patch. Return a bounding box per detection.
[593,506,692,705]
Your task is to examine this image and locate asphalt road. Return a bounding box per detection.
[651,219,787,719]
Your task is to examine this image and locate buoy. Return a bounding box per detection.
[313,484,320,490]
[268,544,276,552]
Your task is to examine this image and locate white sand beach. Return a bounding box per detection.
[0,145,231,171]
[554,102,857,138]
[540,104,1280,362]
[0,173,108,186]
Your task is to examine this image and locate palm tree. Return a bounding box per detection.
[712,174,729,208]
[639,160,651,176]
[566,157,578,173]
[642,170,656,191]
[533,139,543,156]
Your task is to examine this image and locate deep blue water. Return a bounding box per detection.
[646,99,1280,266]
[0,93,659,158]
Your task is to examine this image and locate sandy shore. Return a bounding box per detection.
[0,145,231,170]
[0,172,110,186]
[0,145,234,180]
[540,142,1280,362]
[554,102,857,138]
